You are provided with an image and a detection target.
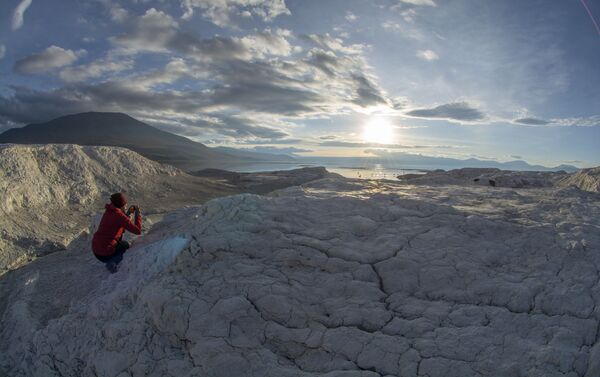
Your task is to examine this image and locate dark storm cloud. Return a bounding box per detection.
[513,117,550,126]
[405,102,485,121]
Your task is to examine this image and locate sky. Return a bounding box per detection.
[0,0,599,167]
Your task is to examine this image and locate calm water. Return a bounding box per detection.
[224,162,426,180]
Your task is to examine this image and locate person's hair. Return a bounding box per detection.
[110,192,127,208]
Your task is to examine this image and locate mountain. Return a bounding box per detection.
[0,112,294,171]
[301,152,579,172]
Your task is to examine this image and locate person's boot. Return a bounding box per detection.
[106,261,118,274]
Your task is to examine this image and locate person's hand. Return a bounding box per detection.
[134,206,141,216]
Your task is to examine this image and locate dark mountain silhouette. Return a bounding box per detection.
[0,112,294,171]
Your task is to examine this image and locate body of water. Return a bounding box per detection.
[223,162,427,180]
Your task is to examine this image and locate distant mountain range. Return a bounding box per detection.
[0,112,293,171]
[300,154,579,172]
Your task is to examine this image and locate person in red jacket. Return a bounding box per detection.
[92,192,142,273]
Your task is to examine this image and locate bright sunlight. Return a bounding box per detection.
[362,117,395,144]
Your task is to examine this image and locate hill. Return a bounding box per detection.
[0,143,237,272]
[0,112,293,171]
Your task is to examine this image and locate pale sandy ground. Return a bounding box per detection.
[1,144,600,377]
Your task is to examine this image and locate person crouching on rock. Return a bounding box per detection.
[92,192,142,273]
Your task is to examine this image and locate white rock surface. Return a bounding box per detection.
[2,176,600,377]
[0,144,234,272]
[398,168,568,188]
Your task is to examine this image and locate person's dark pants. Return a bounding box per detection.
[94,240,130,266]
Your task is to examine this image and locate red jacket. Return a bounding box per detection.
[92,203,142,256]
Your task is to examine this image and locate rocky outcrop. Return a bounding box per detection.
[0,144,233,272]
[398,168,568,188]
[557,167,600,193]
[2,177,599,377]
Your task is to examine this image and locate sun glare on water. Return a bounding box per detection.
[362,117,395,145]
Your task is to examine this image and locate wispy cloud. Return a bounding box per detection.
[11,0,33,31]
[0,45,6,60]
[513,116,600,127]
[416,49,439,61]
[398,0,436,6]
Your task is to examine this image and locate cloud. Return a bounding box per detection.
[0,45,6,60]
[301,34,366,55]
[510,155,522,159]
[242,146,312,155]
[352,74,389,107]
[110,5,129,22]
[381,21,423,40]
[179,0,291,27]
[416,49,439,61]
[59,58,134,83]
[111,8,179,53]
[151,114,290,139]
[0,27,394,142]
[513,116,600,127]
[239,138,303,145]
[320,140,458,149]
[398,0,436,6]
[11,0,33,31]
[345,12,357,22]
[513,117,550,126]
[389,0,435,25]
[14,46,85,74]
[405,102,486,122]
[112,9,294,60]
[551,116,600,127]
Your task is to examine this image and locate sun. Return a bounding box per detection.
[362,117,395,144]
